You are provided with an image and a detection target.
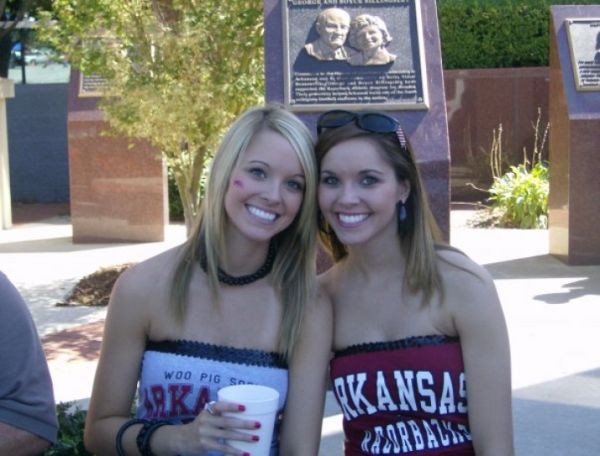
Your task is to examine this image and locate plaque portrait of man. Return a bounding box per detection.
[595,31,600,64]
[347,14,396,66]
[304,8,351,61]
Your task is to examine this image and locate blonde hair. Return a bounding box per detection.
[171,105,317,360]
[315,122,444,304]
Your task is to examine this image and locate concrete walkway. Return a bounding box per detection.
[1,207,600,455]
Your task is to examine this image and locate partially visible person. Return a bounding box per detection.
[305,8,352,61]
[347,15,396,66]
[315,110,514,455]
[0,272,58,455]
[84,105,331,455]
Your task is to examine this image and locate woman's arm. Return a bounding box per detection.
[83,266,154,455]
[84,261,265,456]
[450,263,514,456]
[279,288,333,455]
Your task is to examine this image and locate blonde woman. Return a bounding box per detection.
[84,105,331,455]
[315,110,513,455]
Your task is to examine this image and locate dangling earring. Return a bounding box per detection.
[397,200,407,223]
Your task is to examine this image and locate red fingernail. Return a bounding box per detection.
[252,435,260,442]
[254,421,261,429]
[238,404,246,411]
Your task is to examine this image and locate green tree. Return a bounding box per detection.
[39,0,264,230]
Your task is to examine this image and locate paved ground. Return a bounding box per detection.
[2,205,600,455]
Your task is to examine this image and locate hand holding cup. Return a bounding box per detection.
[218,384,280,456]
[170,400,260,455]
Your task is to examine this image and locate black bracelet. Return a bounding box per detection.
[136,419,170,456]
[116,418,148,456]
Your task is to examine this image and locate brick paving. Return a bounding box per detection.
[42,320,104,363]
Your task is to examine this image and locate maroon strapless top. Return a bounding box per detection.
[330,335,475,455]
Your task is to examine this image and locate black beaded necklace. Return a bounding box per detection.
[199,241,277,286]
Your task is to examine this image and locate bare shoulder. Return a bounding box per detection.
[304,278,333,324]
[109,245,184,314]
[437,246,494,288]
[317,263,344,299]
[317,268,333,295]
[436,246,500,320]
[117,245,182,287]
[289,274,333,368]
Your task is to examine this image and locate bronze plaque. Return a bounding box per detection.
[78,73,109,98]
[283,0,428,111]
[566,18,600,91]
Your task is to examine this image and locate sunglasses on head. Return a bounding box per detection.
[316,109,407,149]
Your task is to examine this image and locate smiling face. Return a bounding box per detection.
[317,9,351,49]
[318,137,409,248]
[356,25,384,51]
[224,128,305,245]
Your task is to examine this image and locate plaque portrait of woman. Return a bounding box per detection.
[347,14,396,66]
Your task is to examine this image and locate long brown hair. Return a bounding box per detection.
[315,122,444,303]
[170,105,317,360]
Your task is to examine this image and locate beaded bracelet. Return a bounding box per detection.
[115,418,148,456]
[136,419,170,456]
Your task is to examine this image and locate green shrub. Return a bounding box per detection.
[484,108,549,228]
[44,402,91,456]
[469,108,550,228]
[438,0,600,69]
[488,161,549,228]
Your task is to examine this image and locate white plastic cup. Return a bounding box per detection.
[217,384,280,456]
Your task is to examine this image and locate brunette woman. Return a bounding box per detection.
[315,110,513,455]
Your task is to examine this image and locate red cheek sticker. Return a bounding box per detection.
[233,180,244,188]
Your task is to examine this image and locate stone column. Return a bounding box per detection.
[264,0,450,240]
[67,70,168,242]
[0,78,15,229]
[549,6,600,264]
